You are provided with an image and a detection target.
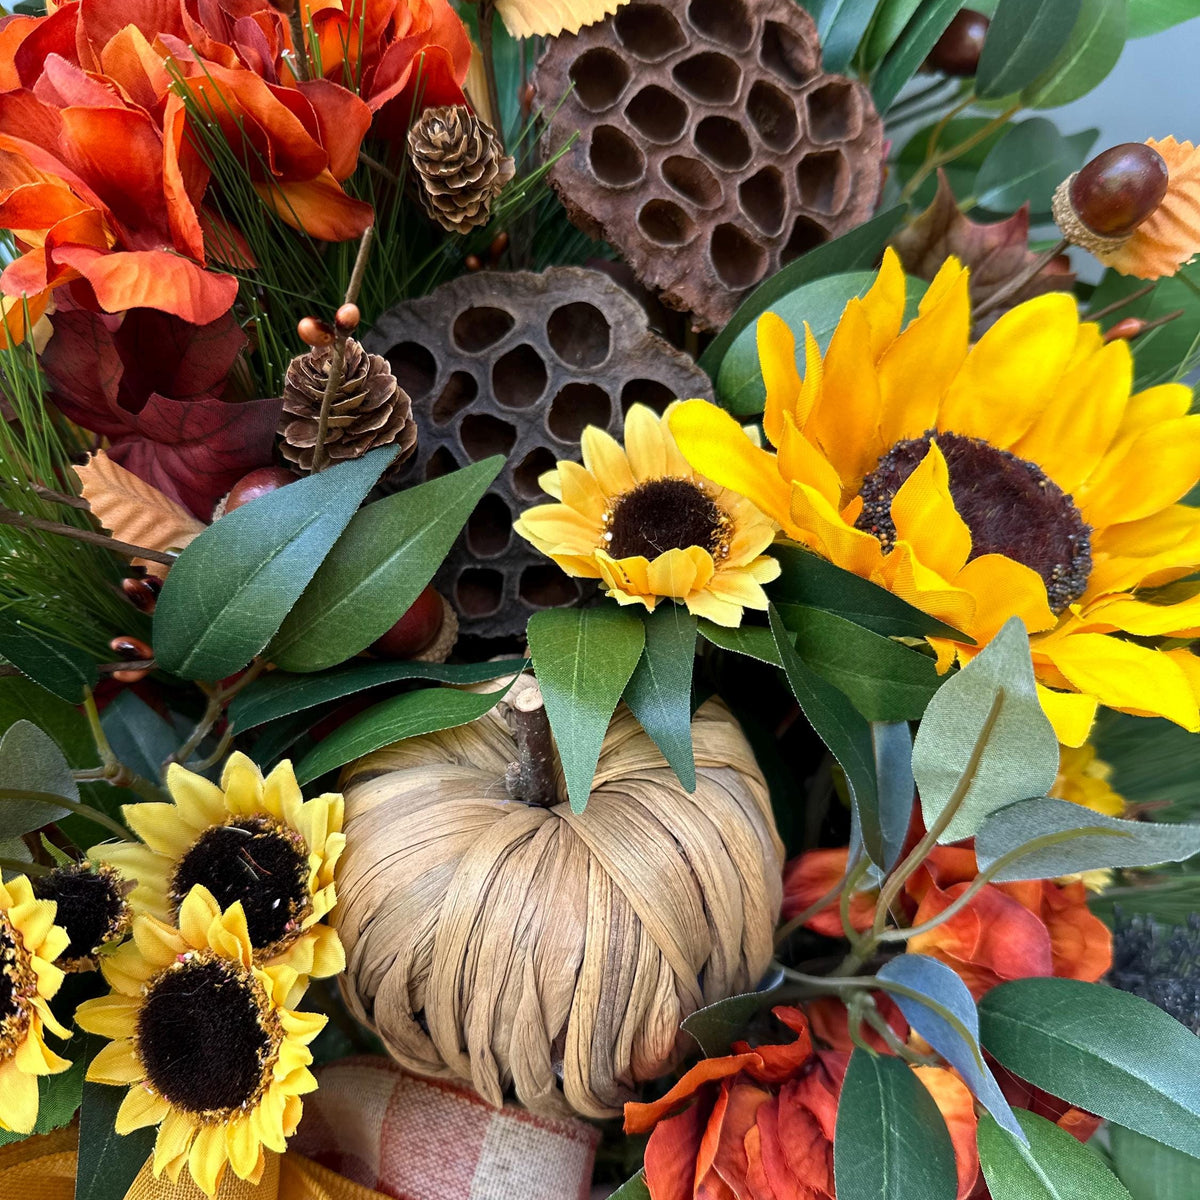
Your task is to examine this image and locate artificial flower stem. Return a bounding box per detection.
[860,1003,942,1068]
[901,102,1022,204]
[0,506,175,566]
[0,789,132,841]
[775,873,852,947]
[311,226,375,473]
[973,237,1071,320]
[0,857,49,877]
[82,688,166,803]
[170,660,265,767]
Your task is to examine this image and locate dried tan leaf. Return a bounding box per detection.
[892,171,1075,327]
[74,451,206,578]
[495,0,628,39]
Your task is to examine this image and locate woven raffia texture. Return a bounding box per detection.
[534,0,884,329]
[364,266,713,641]
[333,691,783,1119]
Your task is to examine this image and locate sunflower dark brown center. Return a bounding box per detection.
[855,431,1092,612]
[171,818,309,953]
[33,864,129,966]
[0,916,33,1055]
[606,478,727,560]
[137,956,273,1114]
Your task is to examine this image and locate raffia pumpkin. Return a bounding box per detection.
[333,681,783,1118]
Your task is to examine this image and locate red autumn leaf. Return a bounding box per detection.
[891,171,1075,324]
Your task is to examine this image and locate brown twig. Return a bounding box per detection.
[169,660,266,767]
[359,151,402,187]
[0,506,175,565]
[0,658,156,680]
[1085,282,1156,323]
[311,226,376,473]
[972,237,1071,321]
[30,484,90,511]
[502,676,559,807]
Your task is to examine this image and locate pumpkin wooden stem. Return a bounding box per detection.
[503,676,559,808]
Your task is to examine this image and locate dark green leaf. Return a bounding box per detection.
[978,1108,1133,1199]
[1127,0,1200,37]
[100,690,179,784]
[813,0,884,73]
[1111,1123,1200,1199]
[0,1055,87,1147]
[975,796,1200,881]
[294,681,514,785]
[698,208,906,378]
[231,657,528,729]
[834,1050,958,1200]
[878,954,1023,1138]
[861,0,924,72]
[976,0,1083,97]
[716,272,877,416]
[771,544,966,641]
[624,605,697,791]
[769,604,891,866]
[249,710,324,770]
[0,719,77,834]
[867,720,914,872]
[608,1172,651,1200]
[975,120,1096,216]
[268,457,503,671]
[777,604,942,721]
[980,978,1200,1159]
[154,447,397,680]
[76,1034,156,1200]
[872,0,963,110]
[528,607,645,813]
[892,117,1009,210]
[914,618,1059,844]
[0,676,95,764]
[681,966,784,1056]
[697,620,781,665]
[0,610,97,702]
[1020,0,1126,108]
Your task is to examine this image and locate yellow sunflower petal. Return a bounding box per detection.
[557,460,608,521]
[645,546,715,600]
[1035,685,1099,748]
[777,413,843,508]
[888,441,972,579]
[595,552,653,606]
[116,1084,170,1133]
[938,293,1079,448]
[950,554,1057,640]
[624,404,672,482]
[860,246,907,359]
[177,886,221,949]
[1082,589,1200,637]
[669,401,793,529]
[793,323,824,429]
[122,802,198,858]
[0,1061,38,1134]
[73,994,139,1040]
[876,541,978,634]
[683,588,746,627]
[1042,633,1200,730]
[1166,648,1200,708]
[154,1110,198,1176]
[220,752,266,817]
[188,1121,229,1196]
[789,484,887,580]
[226,1117,263,1180]
[580,425,635,497]
[89,1039,144,1086]
[262,759,303,826]
[758,311,801,448]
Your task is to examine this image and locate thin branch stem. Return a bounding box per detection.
[170,661,265,768]
[0,790,132,841]
[477,0,505,151]
[311,226,375,473]
[775,873,849,948]
[0,507,175,565]
[1085,282,1155,322]
[29,484,89,510]
[0,857,49,877]
[900,101,1021,204]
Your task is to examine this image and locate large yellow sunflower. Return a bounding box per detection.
[669,248,1200,745]
[74,887,325,1197]
[93,753,344,978]
[0,874,72,1134]
[513,403,781,626]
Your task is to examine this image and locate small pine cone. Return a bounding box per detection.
[279,338,417,473]
[408,105,515,234]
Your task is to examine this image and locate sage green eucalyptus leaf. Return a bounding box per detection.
[0,719,78,834]
[527,606,645,813]
[268,456,503,672]
[975,0,1083,97]
[154,446,397,681]
[914,617,1058,844]
[1020,0,1126,109]
[834,1050,958,1200]
[977,1109,1133,1200]
[872,0,963,110]
[1127,0,1200,37]
[1110,1124,1200,1199]
[979,978,1200,1159]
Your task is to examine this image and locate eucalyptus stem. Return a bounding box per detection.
[170,660,265,768]
[0,857,49,877]
[1085,282,1155,322]
[0,790,132,841]
[900,101,1021,204]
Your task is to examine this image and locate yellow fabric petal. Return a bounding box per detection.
[220,752,265,817]
[262,758,303,825]
[1043,633,1200,730]
[876,541,978,635]
[792,322,824,430]
[557,460,607,521]
[860,245,906,359]
[758,310,801,448]
[122,802,198,858]
[72,994,138,1040]
[645,546,715,600]
[165,762,229,827]
[788,484,887,580]
[950,553,1057,641]
[177,886,221,949]
[188,1121,229,1196]
[684,588,747,627]
[1081,589,1200,637]
[1036,686,1099,748]
[89,1040,144,1086]
[888,441,972,579]
[580,425,635,497]
[669,401,793,529]
[939,293,1080,448]
[595,551,652,603]
[624,404,671,482]
[777,413,843,508]
[115,1085,169,1133]
[154,1110,198,1176]
[0,1062,38,1134]
[226,1117,262,1180]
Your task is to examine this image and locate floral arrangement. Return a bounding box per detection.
[1,1,1200,1198]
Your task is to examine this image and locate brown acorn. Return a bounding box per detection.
[122,576,162,614]
[298,316,336,347]
[928,9,990,77]
[224,466,298,513]
[370,584,446,659]
[1069,143,1170,238]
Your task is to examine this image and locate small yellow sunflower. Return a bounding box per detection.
[513,403,781,626]
[74,886,325,1197]
[1050,742,1126,817]
[93,753,344,978]
[669,248,1200,745]
[0,874,72,1135]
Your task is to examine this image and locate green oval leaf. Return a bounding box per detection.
[623,605,697,792]
[680,967,785,1056]
[980,978,1200,1159]
[974,120,1097,216]
[976,0,1084,97]
[1020,0,1126,108]
[0,719,78,834]
[268,456,503,672]
[0,611,98,702]
[871,0,962,111]
[862,0,924,72]
[978,1108,1133,1200]
[698,620,781,665]
[294,681,514,785]
[975,796,1200,881]
[154,447,397,681]
[914,617,1059,845]
[528,606,645,813]
[1128,0,1200,38]
[834,1050,959,1200]
[813,0,884,73]
[1111,1123,1200,1199]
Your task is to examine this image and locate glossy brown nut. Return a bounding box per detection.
[1070,143,1170,238]
[224,467,298,513]
[488,232,510,263]
[370,585,445,659]
[121,576,162,613]
[465,254,483,272]
[110,636,153,661]
[928,9,989,77]
[335,303,361,331]
[111,668,151,684]
[298,316,336,347]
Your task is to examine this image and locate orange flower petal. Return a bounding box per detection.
[624,1054,761,1134]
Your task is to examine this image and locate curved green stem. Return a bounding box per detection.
[0,790,131,841]
[900,101,1021,204]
